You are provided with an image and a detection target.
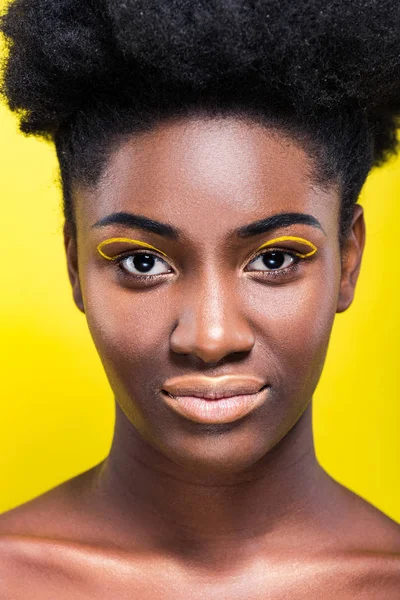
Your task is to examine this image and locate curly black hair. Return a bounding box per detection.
[1,0,400,246]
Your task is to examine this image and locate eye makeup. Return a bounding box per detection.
[254,236,317,258]
[96,234,318,285]
[97,237,169,260]
[97,235,317,260]
[96,235,318,263]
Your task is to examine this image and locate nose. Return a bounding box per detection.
[169,270,255,364]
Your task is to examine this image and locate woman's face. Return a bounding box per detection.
[66,115,364,474]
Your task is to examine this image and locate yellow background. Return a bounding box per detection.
[0,101,399,520]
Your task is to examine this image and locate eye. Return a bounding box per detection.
[246,249,300,273]
[116,250,172,277]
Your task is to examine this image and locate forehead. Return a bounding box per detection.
[75,115,339,239]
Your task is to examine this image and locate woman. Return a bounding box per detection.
[0,0,399,596]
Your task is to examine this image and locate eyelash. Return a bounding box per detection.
[111,247,306,282]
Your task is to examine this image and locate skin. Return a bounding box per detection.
[0,115,399,599]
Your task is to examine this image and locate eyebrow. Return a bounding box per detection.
[91,211,326,240]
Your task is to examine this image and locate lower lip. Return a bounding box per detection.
[161,386,269,424]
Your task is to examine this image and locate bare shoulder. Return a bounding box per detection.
[317,475,400,596]
[328,549,400,599]
[351,504,400,594]
[0,465,109,599]
[0,534,137,600]
[317,470,400,550]
[336,484,400,553]
[0,464,101,540]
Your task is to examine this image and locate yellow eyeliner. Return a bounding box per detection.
[97,237,169,260]
[254,236,317,258]
[97,235,317,262]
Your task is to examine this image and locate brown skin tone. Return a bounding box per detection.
[0,115,399,598]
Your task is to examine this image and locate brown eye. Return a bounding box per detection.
[246,250,298,272]
[118,251,172,276]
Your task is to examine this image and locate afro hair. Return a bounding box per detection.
[1,0,400,244]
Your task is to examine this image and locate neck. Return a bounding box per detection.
[91,400,333,566]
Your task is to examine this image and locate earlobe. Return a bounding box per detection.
[336,204,366,314]
[63,221,85,314]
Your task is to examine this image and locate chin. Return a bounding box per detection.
[148,412,285,477]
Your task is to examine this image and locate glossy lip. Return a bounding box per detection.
[160,387,270,424]
[161,374,267,399]
[160,375,269,424]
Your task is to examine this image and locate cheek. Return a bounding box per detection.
[246,261,340,388]
[82,272,170,380]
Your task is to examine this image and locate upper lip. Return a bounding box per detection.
[161,374,268,400]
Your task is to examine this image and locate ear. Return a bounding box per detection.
[63,221,85,313]
[336,203,366,313]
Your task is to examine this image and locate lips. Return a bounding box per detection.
[160,374,270,423]
[161,374,267,400]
